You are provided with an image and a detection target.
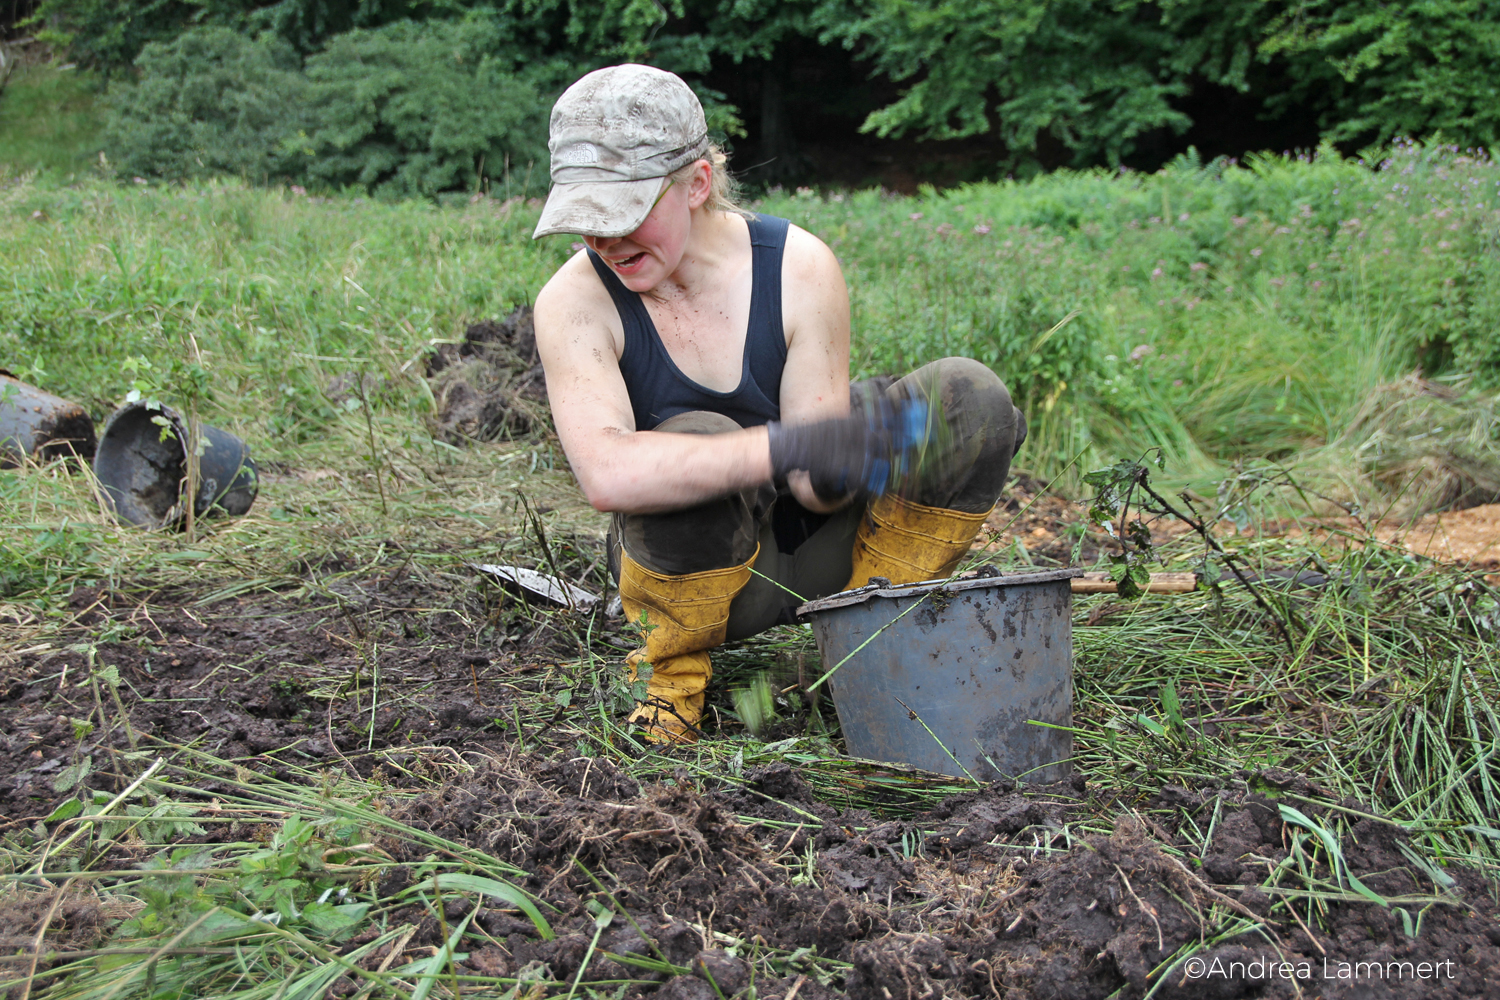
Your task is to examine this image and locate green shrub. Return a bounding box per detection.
[300,13,552,199]
[103,27,311,182]
[99,14,554,197]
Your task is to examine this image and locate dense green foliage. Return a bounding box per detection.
[80,1,744,194]
[830,0,1500,167]
[297,15,550,197]
[4,143,1496,497]
[0,62,104,173]
[104,14,557,196]
[824,0,1249,165]
[1262,0,1500,147]
[102,28,310,182]
[19,0,1500,190]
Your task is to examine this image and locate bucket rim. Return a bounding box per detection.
[97,399,191,444]
[796,566,1084,617]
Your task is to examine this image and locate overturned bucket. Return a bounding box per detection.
[0,373,97,467]
[798,567,1082,783]
[94,402,259,528]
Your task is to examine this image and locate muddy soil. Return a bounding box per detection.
[425,307,549,442]
[0,565,594,820]
[397,758,1500,999]
[2,571,1499,998]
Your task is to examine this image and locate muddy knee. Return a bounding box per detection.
[610,411,766,577]
[893,358,1024,511]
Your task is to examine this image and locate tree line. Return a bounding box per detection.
[17,0,1500,195]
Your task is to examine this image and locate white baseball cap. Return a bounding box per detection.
[532,64,711,240]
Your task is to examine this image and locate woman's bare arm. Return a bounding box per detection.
[534,254,773,514]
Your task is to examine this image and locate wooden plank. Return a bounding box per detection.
[1071,572,1197,594]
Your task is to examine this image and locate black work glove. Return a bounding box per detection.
[766,396,932,503]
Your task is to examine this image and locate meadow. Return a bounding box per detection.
[5,139,1500,497]
[2,146,1500,997]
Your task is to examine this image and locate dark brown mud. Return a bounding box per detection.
[1,571,1498,998]
[426,306,549,442]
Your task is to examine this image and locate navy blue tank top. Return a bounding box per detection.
[586,213,790,431]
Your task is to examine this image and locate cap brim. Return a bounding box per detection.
[532,176,664,239]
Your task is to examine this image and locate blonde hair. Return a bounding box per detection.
[670,143,749,217]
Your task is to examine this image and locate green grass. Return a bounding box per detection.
[2,138,1499,997]
[0,62,106,175]
[3,140,1498,506]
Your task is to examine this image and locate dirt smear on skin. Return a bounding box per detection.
[2,571,1499,998]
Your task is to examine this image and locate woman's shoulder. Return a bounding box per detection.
[534,249,615,333]
[777,219,840,277]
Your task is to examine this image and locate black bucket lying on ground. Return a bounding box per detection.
[798,567,1082,783]
[93,402,259,528]
[0,372,97,467]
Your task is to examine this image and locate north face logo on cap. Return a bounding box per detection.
[554,144,599,166]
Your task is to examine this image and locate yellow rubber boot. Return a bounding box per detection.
[618,545,758,743]
[845,494,993,590]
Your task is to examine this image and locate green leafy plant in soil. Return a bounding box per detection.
[0,751,559,1000]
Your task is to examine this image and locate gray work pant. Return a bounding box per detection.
[609,357,1026,640]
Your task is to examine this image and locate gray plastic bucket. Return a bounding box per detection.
[798,568,1082,783]
[94,402,259,528]
[0,373,97,467]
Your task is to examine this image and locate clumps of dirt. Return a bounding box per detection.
[336,776,1500,1000]
[833,778,1500,1000]
[0,570,590,818]
[393,753,855,999]
[426,306,549,442]
[397,753,764,908]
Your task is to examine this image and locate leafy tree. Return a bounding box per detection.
[821,0,1500,168]
[815,0,1277,169]
[31,0,456,69]
[94,1,747,194]
[52,0,1500,189]
[1264,0,1500,149]
[34,0,703,70]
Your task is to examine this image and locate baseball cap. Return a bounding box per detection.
[532,64,711,240]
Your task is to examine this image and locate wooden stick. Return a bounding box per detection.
[1071,572,1197,594]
